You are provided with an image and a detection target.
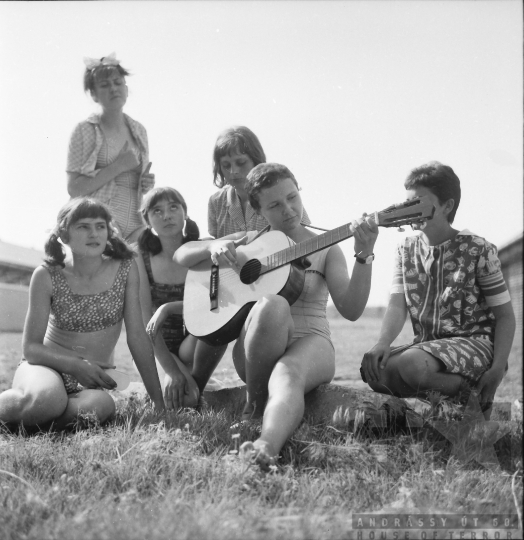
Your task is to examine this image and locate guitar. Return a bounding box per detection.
[183,196,435,346]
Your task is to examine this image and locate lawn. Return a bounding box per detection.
[0,313,522,540]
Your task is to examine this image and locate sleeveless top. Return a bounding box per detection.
[244,231,332,345]
[141,251,187,354]
[290,248,332,344]
[46,258,132,332]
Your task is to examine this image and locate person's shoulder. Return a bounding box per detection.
[456,230,494,250]
[209,188,229,203]
[30,265,54,290]
[124,113,147,132]
[69,115,99,137]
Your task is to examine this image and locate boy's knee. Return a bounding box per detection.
[396,354,435,388]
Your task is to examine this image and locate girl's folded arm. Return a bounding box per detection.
[173,232,244,268]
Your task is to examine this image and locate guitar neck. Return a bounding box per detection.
[264,212,378,272]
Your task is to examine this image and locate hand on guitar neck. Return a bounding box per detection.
[181,195,435,346]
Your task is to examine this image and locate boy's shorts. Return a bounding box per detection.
[361,336,495,385]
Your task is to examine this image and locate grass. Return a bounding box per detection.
[0,314,522,540]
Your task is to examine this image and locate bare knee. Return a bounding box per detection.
[396,353,439,390]
[69,390,116,423]
[0,387,68,426]
[253,295,291,323]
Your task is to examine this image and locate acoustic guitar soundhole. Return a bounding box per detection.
[240,259,262,284]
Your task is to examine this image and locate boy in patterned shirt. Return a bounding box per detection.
[361,161,515,417]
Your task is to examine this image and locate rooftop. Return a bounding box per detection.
[0,240,45,270]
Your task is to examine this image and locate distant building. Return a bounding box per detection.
[498,233,523,331]
[0,240,45,331]
[0,240,45,286]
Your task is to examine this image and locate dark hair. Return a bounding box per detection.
[84,61,130,93]
[404,161,461,223]
[212,126,266,188]
[138,187,200,256]
[44,198,134,268]
[246,163,299,211]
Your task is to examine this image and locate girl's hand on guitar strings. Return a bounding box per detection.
[210,236,248,267]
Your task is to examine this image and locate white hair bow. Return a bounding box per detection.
[83,52,120,70]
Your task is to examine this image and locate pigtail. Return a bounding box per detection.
[104,233,135,261]
[183,218,200,244]
[44,233,67,268]
[137,226,162,256]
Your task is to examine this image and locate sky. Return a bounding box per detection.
[0,1,522,306]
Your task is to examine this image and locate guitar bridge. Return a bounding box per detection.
[209,264,219,310]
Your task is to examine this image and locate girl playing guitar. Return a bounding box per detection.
[174,163,378,470]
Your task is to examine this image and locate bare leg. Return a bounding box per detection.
[369,348,464,398]
[53,389,116,429]
[240,335,335,469]
[190,341,228,394]
[0,363,68,427]
[233,295,294,418]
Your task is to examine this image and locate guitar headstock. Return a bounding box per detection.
[375,196,435,229]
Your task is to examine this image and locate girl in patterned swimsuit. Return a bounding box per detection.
[175,163,379,470]
[361,162,516,418]
[136,188,201,411]
[66,53,155,243]
[0,198,164,429]
[190,127,314,394]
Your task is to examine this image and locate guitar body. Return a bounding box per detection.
[184,195,435,346]
[184,231,306,346]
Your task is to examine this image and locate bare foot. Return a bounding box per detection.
[239,440,277,472]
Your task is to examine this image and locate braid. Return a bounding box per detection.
[137,226,162,255]
[44,233,66,268]
[104,234,135,260]
[183,218,200,244]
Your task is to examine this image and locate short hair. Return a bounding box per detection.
[404,161,461,223]
[212,126,266,188]
[246,163,299,211]
[84,62,130,93]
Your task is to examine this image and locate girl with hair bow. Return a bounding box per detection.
[66,53,155,243]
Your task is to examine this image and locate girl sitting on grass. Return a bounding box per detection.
[361,162,516,418]
[174,162,378,470]
[190,126,314,394]
[136,187,201,411]
[0,198,164,430]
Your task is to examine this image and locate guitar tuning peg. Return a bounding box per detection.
[397,226,405,232]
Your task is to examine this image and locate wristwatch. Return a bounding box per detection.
[355,253,375,265]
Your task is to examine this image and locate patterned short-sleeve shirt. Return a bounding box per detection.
[390,229,511,342]
[208,185,312,239]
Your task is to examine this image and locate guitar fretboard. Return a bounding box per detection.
[263,213,378,273]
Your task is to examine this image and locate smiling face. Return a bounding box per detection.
[256,177,303,234]
[219,148,255,191]
[147,198,186,238]
[66,217,109,257]
[91,71,128,110]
